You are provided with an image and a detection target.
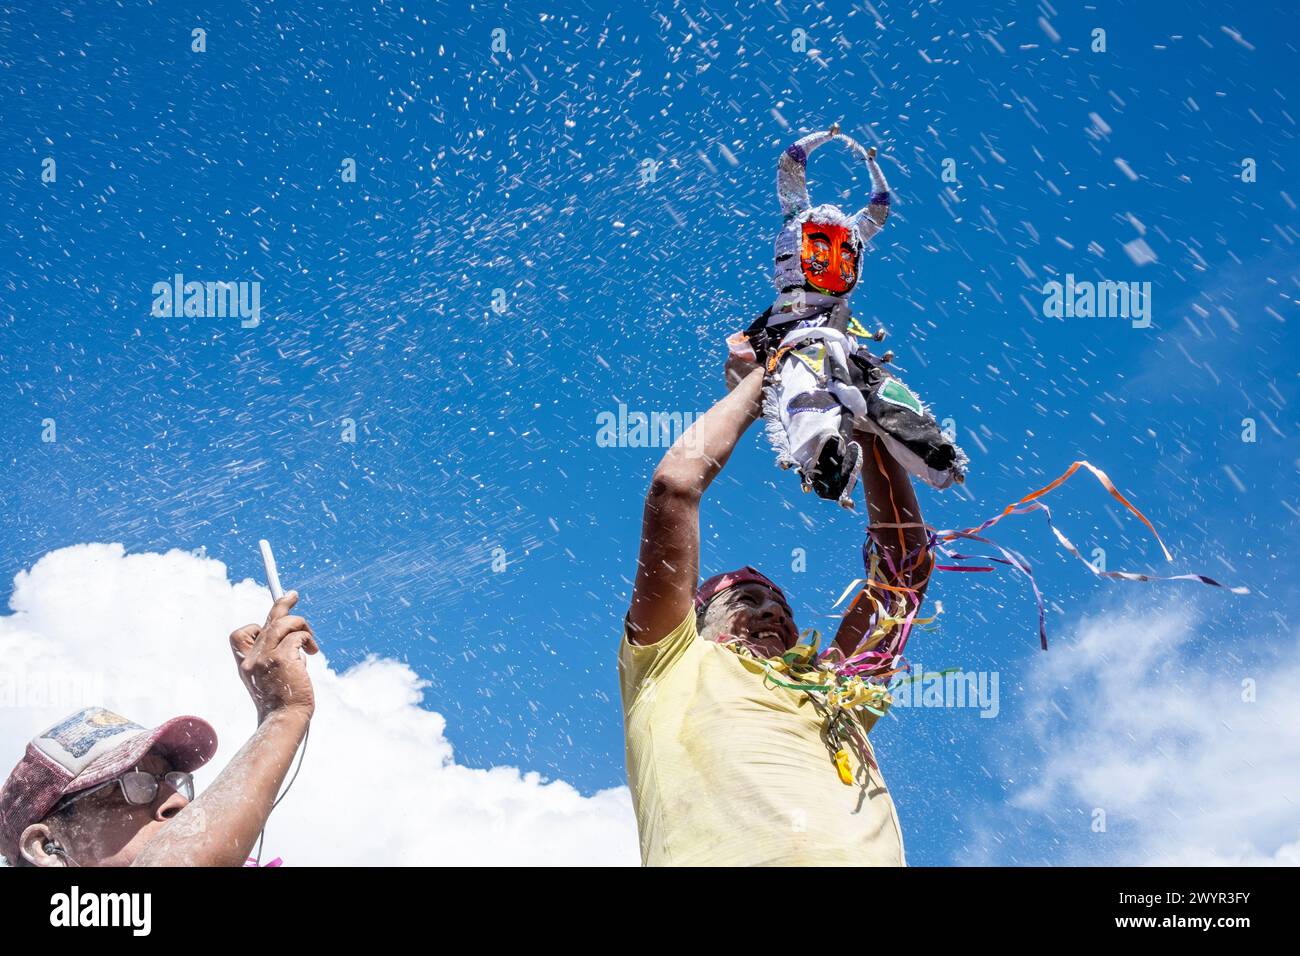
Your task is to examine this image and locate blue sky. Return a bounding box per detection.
[1,0,1297,864]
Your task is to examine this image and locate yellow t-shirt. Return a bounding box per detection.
[619,612,906,867]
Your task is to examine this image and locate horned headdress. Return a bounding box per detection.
[773,125,891,303]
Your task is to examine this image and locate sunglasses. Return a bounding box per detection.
[55,768,195,813]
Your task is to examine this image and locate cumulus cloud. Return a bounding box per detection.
[975,598,1300,866]
[0,543,638,865]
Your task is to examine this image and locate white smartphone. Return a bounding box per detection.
[258,539,284,601]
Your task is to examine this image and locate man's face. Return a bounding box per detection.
[800,220,859,295]
[700,582,798,659]
[40,752,193,867]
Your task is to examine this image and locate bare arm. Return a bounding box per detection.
[833,433,933,657]
[133,711,309,867]
[626,366,764,646]
[133,593,317,866]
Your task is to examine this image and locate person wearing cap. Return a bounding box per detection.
[620,353,932,866]
[0,591,317,867]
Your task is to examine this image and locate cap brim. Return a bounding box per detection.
[62,716,218,799]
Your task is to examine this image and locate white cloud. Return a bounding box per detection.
[0,543,638,866]
[976,598,1300,865]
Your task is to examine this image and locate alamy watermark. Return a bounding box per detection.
[889,665,1000,718]
[0,668,106,711]
[50,886,151,936]
[595,403,703,453]
[151,273,262,328]
[1042,273,1150,328]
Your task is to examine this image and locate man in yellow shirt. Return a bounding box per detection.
[621,355,932,866]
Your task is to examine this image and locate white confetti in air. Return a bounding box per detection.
[1222,465,1247,494]
[1219,25,1255,51]
[1123,238,1157,266]
[982,32,1006,54]
[1113,158,1139,181]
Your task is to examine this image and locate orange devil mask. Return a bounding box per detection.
[800,220,860,295]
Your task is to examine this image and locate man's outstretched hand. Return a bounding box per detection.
[229,591,319,724]
[725,332,761,392]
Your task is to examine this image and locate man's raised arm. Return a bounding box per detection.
[133,593,317,867]
[833,432,934,657]
[626,365,764,646]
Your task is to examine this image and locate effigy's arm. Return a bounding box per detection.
[833,432,933,658]
[855,146,892,242]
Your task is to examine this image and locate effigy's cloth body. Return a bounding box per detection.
[740,299,967,506]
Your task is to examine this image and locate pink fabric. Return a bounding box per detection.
[0,707,217,863]
[696,566,789,612]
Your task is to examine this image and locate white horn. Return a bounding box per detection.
[776,126,839,219]
[847,141,891,242]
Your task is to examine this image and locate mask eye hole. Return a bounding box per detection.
[804,237,832,271]
[839,245,858,283]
